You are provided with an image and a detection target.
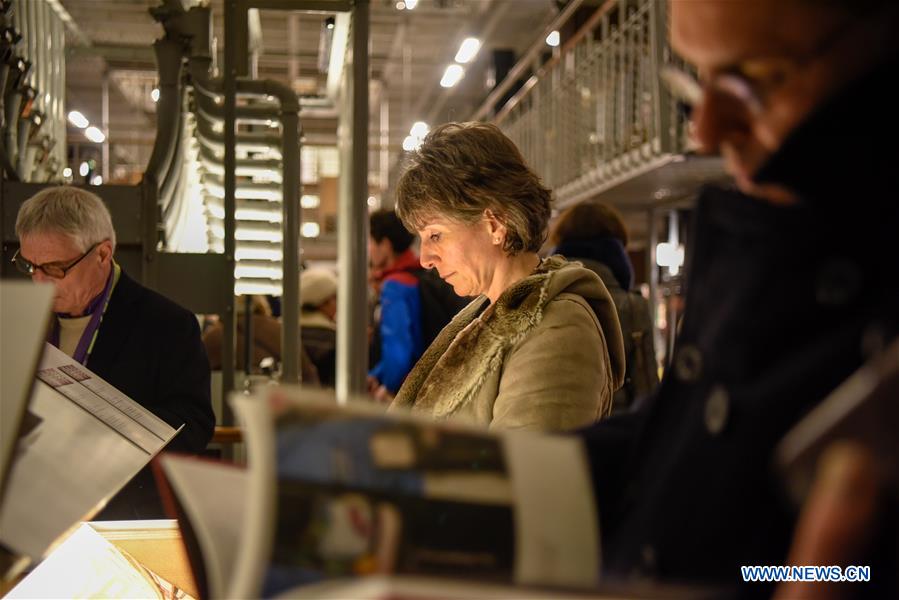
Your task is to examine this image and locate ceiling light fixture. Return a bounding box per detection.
[454,38,481,64]
[546,30,560,47]
[84,126,106,143]
[301,222,320,238]
[410,121,429,139]
[440,64,465,88]
[67,110,89,129]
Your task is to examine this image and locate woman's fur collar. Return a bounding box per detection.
[391,255,614,419]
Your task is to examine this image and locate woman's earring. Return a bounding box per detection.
[494,237,500,244]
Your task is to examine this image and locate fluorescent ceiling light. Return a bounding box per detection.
[85,126,106,143]
[402,135,419,152]
[301,222,320,238]
[410,121,429,139]
[655,242,685,269]
[455,38,481,64]
[546,30,560,47]
[440,64,465,88]
[67,110,89,128]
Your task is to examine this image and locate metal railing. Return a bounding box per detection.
[496,0,689,208]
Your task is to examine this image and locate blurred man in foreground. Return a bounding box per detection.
[581,0,898,595]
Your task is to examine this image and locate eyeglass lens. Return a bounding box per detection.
[13,252,68,278]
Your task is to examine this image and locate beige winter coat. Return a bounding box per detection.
[389,255,625,431]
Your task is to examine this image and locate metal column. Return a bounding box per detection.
[336,0,369,402]
[222,0,238,422]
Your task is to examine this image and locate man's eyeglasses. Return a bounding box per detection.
[12,243,99,279]
[660,12,865,117]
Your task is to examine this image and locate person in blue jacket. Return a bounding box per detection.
[367,209,425,398]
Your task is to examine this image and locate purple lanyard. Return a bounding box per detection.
[48,263,120,365]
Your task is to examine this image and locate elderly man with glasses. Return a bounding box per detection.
[13,185,214,519]
[577,0,899,595]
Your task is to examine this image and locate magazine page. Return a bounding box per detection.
[239,386,599,595]
[0,344,179,560]
[158,456,249,600]
[505,432,600,588]
[5,522,195,599]
[275,574,722,600]
[228,393,277,599]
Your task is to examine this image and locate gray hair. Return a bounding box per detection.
[15,186,117,251]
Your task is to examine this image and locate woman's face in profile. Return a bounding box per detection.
[416,213,503,298]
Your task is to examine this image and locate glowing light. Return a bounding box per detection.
[410,121,429,139]
[151,88,160,102]
[91,175,103,186]
[67,110,89,128]
[404,0,418,8]
[62,167,72,178]
[235,246,282,261]
[402,135,419,152]
[301,222,320,238]
[79,162,90,177]
[85,126,106,143]
[440,64,464,88]
[546,30,560,47]
[235,264,283,280]
[454,38,481,64]
[656,242,685,275]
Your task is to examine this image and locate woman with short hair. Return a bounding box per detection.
[389,122,625,431]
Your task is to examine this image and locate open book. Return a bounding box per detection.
[0,342,181,562]
[157,387,601,599]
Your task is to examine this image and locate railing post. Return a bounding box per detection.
[649,0,671,154]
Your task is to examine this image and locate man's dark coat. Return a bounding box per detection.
[581,51,899,596]
[88,269,214,518]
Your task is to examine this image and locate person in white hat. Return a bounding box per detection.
[300,268,338,387]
